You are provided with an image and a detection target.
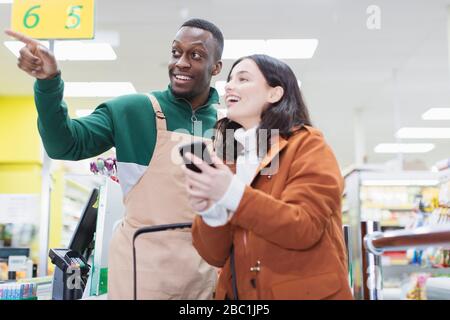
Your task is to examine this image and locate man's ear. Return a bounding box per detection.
[211,60,223,76]
[268,86,284,104]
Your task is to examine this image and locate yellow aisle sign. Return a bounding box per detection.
[11,0,95,39]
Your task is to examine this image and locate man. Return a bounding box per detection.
[5,18,224,299]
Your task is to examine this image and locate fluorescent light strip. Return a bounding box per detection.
[361,180,439,186]
[4,41,117,61]
[4,40,49,53]
[223,39,318,59]
[422,108,450,120]
[396,127,450,139]
[65,82,136,97]
[223,40,266,60]
[53,42,116,61]
[0,0,12,3]
[215,80,302,97]
[374,143,435,153]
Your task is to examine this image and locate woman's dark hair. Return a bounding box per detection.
[215,54,312,161]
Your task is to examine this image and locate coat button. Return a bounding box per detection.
[250,260,261,273]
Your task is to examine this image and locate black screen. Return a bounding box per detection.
[68,188,99,258]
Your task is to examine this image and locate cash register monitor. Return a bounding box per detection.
[49,188,98,300]
[68,188,99,261]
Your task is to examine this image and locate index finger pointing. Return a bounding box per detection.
[5,29,39,47]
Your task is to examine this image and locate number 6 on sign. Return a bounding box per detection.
[11,0,94,40]
[23,5,41,29]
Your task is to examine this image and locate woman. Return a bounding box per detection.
[182,54,353,300]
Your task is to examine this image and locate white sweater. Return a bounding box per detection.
[198,126,261,227]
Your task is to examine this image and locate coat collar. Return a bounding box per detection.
[228,125,303,179]
[252,135,288,179]
[253,124,304,179]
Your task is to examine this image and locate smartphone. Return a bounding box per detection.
[179,141,215,173]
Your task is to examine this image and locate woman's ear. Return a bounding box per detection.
[268,86,284,104]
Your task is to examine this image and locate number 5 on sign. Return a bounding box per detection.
[11,0,95,40]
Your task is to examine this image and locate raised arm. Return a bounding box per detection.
[5,30,115,160]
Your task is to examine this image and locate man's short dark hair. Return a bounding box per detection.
[180,18,224,61]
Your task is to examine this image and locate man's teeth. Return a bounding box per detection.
[175,75,192,81]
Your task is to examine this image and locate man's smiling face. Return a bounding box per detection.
[168,26,219,101]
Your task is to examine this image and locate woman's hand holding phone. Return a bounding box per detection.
[182,151,233,205]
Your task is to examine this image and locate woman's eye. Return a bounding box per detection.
[239,78,248,82]
[172,49,180,56]
[192,52,201,59]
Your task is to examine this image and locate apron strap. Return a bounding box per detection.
[145,93,167,131]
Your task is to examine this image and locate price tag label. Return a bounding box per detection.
[8,256,27,272]
[11,0,95,39]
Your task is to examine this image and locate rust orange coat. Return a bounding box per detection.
[192,126,353,300]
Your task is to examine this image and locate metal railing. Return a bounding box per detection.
[357,222,450,300]
[364,224,450,255]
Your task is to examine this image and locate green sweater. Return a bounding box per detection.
[34,74,219,195]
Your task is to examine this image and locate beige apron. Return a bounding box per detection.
[107,94,217,299]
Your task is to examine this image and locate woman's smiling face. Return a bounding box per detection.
[224,58,281,129]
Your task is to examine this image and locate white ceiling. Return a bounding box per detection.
[1,0,450,170]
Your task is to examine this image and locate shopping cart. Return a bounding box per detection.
[132,222,193,300]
